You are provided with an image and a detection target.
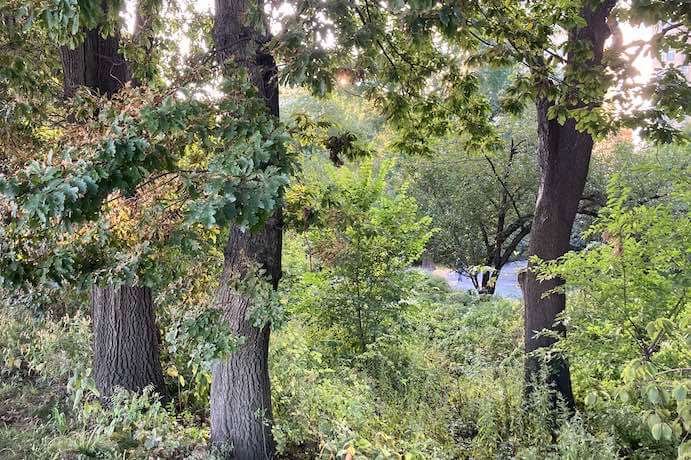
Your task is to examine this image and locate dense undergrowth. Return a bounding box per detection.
[1,273,685,459]
[1,156,689,460]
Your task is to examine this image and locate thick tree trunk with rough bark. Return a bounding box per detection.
[60,28,130,97]
[91,285,166,397]
[210,1,281,458]
[522,1,615,411]
[60,9,165,400]
[210,217,282,458]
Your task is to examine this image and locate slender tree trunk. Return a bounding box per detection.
[91,285,165,397]
[522,1,615,411]
[210,1,281,457]
[60,8,165,399]
[356,305,367,353]
[522,107,587,410]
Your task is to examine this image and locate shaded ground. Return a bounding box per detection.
[0,380,64,460]
[421,260,527,298]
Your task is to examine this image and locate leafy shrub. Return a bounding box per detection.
[286,158,434,355]
[162,304,239,413]
[0,307,91,382]
[539,168,690,458]
[55,373,208,458]
[271,271,464,457]
[0,307,210,459]
[270,322,377,456]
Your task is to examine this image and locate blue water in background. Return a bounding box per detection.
[420,260,527,299]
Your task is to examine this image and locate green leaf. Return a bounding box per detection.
[673,385,687,402]
[648,386,661,405]
[651,422,663,441]
[647,413,662,428]
[679,441,691,459]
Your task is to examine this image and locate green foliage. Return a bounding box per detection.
[2,3,691,459]
[541,167,690,378]
[140,229,242,413]
[275,0,690,155]
[0,306,91,381]
[538,162,691,458]
[0,68,292,291]
[408,111,538,290]
[1,255,686,459]
[0,306,210,458]
[274,258,640,458]
[271,277,464,458]
[273,1,500,155]
[61,380,207,458]
[286,158,434,354]
[163,305,239,410]
[281,87,385,143]
[269,323,378,456]
[5,0,96,46]
[288,111,372,167]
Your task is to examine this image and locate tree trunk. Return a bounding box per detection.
[91,285,166,397]
[60,8,165,400]
[60,28,130,97]
[522,1,615,411]
[522,107,587,411]
[210,1,281,458]
[210,217,282,458]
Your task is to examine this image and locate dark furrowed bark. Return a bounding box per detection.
[210,217,282,458]
[60,4,165,400]
[91,285,166,398]
[522,109,590,412]
[210,1,281,458]
[60,28,130,98]
[522,0,616,412]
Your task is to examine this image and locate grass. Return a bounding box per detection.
[0,379,67,459]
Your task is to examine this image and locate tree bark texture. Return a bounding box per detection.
[60,28,130,97]
[522,1,616,411]
[60,7,165,400]
[210,1,281,458]
[210,218,282,459]
[212,0,279,115]
[91,285,166,398]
